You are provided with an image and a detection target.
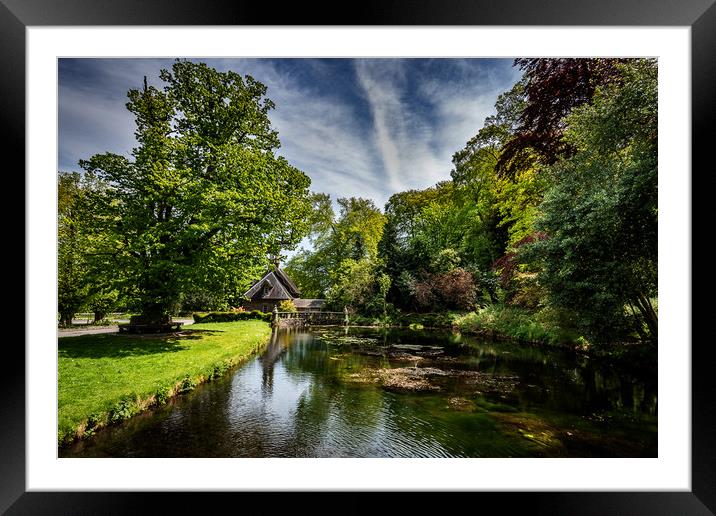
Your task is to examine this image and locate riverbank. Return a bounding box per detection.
[347,306,654,363]
[58,320,272,446]
[60,326,657,458]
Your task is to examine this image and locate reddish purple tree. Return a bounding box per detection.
[413,268,477,311]
[492,231,547,287]
[497,58,627,176]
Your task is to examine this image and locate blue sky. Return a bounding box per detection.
[59,58,521,210]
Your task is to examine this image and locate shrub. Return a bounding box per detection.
[90,318,113,326]
[211,361,231,379]
[154,388,172,406]
[109,395,141,423]
[192,311,272,324]
[452,305,581,347]
[413,268,477,311]
[394,312,459,329]
[179,376,198,393]
[277,299,297,312]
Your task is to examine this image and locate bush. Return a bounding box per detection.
[89,318,113,326]
[109,395,141,423]
[277,299,297,312]
[179,375,198,393]
[453,305,581,347]
[394,312,459,329]
[192,311,272,324]
[413,268,477,311]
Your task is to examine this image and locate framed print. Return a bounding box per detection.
[5,0,715,513]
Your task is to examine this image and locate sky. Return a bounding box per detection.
[59,58,522,211]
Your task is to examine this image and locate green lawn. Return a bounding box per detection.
[58,320,271,445]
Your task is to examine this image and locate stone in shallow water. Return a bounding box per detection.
[447,397,475,411]
[345,366,445,391]
[390,344,444,351]
[378,368,441,391]
[345,364,521,394]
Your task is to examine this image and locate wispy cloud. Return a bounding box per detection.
[59,58,521,211]
[353,58,521,200]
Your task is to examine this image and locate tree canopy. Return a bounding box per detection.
[61,58,658,349]
[526,59,658,343]
[77,60,312,322]
[287,58,658,347]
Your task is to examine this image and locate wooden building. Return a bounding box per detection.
[241,266,325,313]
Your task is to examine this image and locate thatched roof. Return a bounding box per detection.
[243,267,301,300]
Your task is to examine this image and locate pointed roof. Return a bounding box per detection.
[243,267,301,300]
[272,267,300,297]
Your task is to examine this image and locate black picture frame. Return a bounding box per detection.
[4,0,714,513]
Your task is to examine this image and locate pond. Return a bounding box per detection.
[60,327,657,458]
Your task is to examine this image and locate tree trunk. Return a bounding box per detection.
[59,312,74,327]
[131,308,171,326]
[94,311,106,323]
[633,294,658,344]
[627,302,649,342]
[133,264,178,326]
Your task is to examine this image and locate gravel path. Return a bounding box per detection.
[58,319,194,338]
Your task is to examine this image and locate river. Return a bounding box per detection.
[60,327,657,457]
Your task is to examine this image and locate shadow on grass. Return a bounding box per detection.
[58,329,224,359]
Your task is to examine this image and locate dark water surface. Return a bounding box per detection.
[60,327,657,457]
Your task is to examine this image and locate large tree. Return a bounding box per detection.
[526,59,658,344]
[497,58,627,176]
[80,60,312,324]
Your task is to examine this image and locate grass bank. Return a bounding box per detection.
[58,320,271,446]
[452,306,580,347]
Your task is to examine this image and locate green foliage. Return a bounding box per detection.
[379,181,503,310]
[453,306,579,347]
[211,361,232,379]
[178,375,199,393]
[431,248,461,273]
[154,389,171,406]
[326,259,391,316]
[283,248,329,299]
[287,194,388,315]
[524,59,658,345]
[84,287,119,322]
[109,394,142,423]
[277,299,297,312]
[180,287,230,312]
[79,60,312,323]
[394,312,460,329]
[57,172,92,325]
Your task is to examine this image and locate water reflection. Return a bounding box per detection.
[60,327,657,458]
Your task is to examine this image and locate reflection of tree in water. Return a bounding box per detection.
[455,333,656,420]
[274,330,387,456]
[258,329,294,393]
[258,328,656,456]
[285,328,656,420]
